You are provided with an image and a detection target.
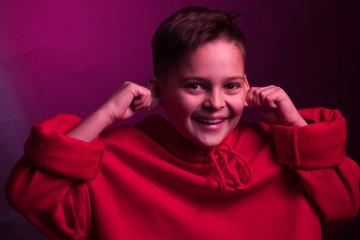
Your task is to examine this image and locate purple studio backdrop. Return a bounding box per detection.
[1,0,359,239]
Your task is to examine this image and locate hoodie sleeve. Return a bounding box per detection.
[271,107,360,232]
[5,114,104,240]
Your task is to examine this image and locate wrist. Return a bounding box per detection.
[93,105,115,128]
[288,117,308,127]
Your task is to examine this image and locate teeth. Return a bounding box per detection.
[198,119,223,124]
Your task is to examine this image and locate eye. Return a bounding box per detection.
[225,83,240,90]
[186,83,204,90]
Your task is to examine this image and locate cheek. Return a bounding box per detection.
[162,92,195,119]
[228,96,246,116]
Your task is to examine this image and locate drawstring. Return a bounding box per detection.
[208,142,252,191]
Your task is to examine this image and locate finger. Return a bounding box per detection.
[263,86,287,108]
[246,87,258,108]
[244,87,251,107]
[145,91,155,110]
[257,86,278,109]
[133,97,149,111]
[133,88,152,111]
[251,87,268,111]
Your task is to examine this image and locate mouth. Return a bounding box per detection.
[193,116,228,127]
[194,118,224,124]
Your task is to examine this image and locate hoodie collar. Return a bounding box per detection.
[136,114,252,191]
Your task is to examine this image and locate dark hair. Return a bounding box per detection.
[151,6,246,79]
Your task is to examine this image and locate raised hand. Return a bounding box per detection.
[246,85,307,126]
[103,81,155,124]
[66,81,157,142]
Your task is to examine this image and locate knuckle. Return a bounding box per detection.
[258,91,267,100]
[122,81,133,90]
[253,88,261,95]
[265,97,272,104]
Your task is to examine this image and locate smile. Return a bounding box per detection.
[194,118,225,125]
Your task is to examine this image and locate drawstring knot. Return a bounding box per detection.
[208,142,252,191]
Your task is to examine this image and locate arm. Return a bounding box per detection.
[272,108,360,232]
[5,114,103,240]
[246,85,308,127]
[6,81,156,239]
[66,81,155,142]
[246,86,360,231]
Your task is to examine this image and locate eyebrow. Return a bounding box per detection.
[180,76,245,82]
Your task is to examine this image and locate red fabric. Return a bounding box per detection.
[5,108,360,240]
[272,108,347,169]
[24,114,104,180]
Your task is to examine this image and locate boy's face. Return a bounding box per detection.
[160,39,249,148]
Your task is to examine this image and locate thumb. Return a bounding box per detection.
[245,97,250,107]
[245,88,252,107]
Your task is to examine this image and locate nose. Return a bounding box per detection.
[203,89,225,110]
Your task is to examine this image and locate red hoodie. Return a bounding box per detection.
[5,108,360,240]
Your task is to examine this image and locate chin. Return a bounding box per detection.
[193,136,225,148]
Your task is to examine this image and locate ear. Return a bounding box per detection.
[146,76,162,109]
[244,74,250,107]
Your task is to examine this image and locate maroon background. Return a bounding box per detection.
[1,0,359,239]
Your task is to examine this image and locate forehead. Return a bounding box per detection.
[167,40,245,81]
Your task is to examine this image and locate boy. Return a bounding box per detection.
[6,6,359,240]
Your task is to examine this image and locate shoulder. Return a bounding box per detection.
[271,107,347,146]
[227,106,346,152]
[100,124,151,148]
[99,114,168,149]
[272,108,348,169]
